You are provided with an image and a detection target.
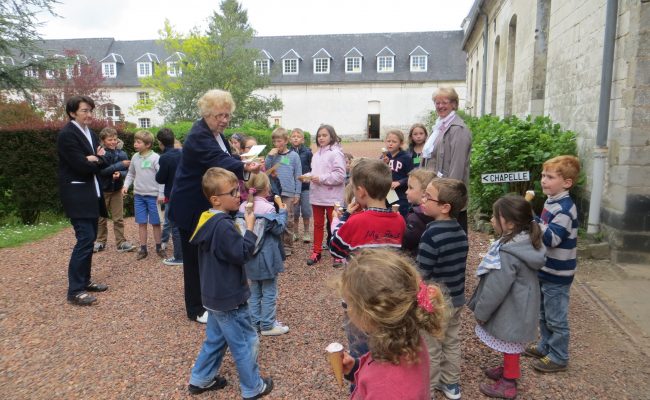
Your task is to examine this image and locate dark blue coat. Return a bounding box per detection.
[98,147,129,193]
[156,147,182,198]
[168,118,245,232]
[290,144,313,191]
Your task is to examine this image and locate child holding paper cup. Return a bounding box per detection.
[334,249,449,399]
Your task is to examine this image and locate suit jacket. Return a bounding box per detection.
[168,118,245,232]
[57,121,108,219]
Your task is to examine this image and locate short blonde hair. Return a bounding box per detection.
[428,178,467,218]
[197,89,236,117]
[134,130,154,146]
[245,172,271,195]
[386,129,405,147]
[433,87,460,110]
[543,155,580,184]
[202,167,238,199]
[409,169,436,189]
[340,249,449,364]
[99,127,118,141]
[271,127,289,141]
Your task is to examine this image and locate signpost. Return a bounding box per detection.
[481,171,530,184]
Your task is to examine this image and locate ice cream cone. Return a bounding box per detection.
[326,342,344,386]
[525,190,535,202]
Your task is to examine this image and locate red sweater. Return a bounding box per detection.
[351,340,430,400]
[329,208,406,259]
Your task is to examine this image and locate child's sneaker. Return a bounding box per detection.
[116,241,135,253]
[302,234,311,243]
[479,378,517,399]
[483,365,503,380]
[306,252,321,266]
[261,321,289,336]
[435,383,461,400]
[93,243,106,253]
[533,356,567,373]
[523,344,545,359]
[187,375,227,395]
[162,257,183,266]
[243,377,273,400]
[156,247,167,259]
[136,248,148,260]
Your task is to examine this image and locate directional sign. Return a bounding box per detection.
[481,171,530,184]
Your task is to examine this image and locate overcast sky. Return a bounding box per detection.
[37,0,475,40]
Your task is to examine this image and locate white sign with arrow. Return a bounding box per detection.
[481,171,530,184]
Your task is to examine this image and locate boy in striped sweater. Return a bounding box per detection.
[525,155,580,373]
[416,178,468,400]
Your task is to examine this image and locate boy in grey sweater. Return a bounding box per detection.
[122,130,165,260]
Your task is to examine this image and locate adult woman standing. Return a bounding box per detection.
[169,89,260,323]
[422,87,472,232]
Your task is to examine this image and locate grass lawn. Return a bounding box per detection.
[0,215,68,248]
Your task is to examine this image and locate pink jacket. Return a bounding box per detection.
[310,144,346,206]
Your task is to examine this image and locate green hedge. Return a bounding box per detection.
[463,113,579,215]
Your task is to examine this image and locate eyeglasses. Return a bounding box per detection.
[422,193,444,204]
[215,188,240,198]
[211,112,233,121]
[434,100,451,107]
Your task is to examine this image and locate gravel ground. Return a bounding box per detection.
[1,141,649,399]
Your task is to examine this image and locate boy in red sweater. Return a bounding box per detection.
[329,158,406,360]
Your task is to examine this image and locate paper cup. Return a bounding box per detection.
[326,342,344,386]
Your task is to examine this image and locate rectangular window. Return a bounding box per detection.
[137,92,151,105]
[345,57,361,73]
[377,56,394,73]
[45,70,56,79]
[138,118,151,128]
[137,62,152,77]
[167,61,181,77]
[410,55,427,72]
[102,63,116,78]
[313,58,330,74]
[255,60,269,75]
[24,67,38,78]
[283,59,298,75]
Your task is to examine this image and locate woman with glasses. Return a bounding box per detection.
[421,87,472,233]
[168,89,261,324]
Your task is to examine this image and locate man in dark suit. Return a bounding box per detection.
[57,95,109,306]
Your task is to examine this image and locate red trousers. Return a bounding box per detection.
[312,205,333,254]
[503,353,520,379]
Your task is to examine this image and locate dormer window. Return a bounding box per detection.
[137,62,152,77]
[409,46,429,72]
[344,48,363,74]
[0,56,15,65]
[24,67,39,78]
[376,47,395,73]
[312,49,332,74]
[102,62,116,78]
[255,59,270,75]
[281,49,302,75]
[165,52,185,77]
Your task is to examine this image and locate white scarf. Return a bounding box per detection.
[422,111,456,159]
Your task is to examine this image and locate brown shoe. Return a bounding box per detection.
[156,248,167,259]
[533,356,567,373]
[136,248,148,260]
[479,378,517,399]
[523,344,545,359]
[67,292,97,306]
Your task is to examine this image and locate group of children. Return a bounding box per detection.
[93,128,183,266]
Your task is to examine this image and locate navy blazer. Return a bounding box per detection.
[57,121,108,219]
[168,118,245,232]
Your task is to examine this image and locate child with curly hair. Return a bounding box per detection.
[337,249,449,400]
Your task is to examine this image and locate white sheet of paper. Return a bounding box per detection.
[386,189,399,204]
[240,145,266,158]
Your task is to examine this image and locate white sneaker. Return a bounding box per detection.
[261,321,289,336]
[195,311,208,324]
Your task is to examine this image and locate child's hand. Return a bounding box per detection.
[112,171,120,180]
[381,153,389,164]
[122,159,131,167]
[391,181,400,189]
[121,187,128,196]
[311,176,320,184]
[244,206,255,230]
[342,352,355,375]
[292,197,300,205]
[244,162,261,173]
[157,196,165,204]
[268,148,278,156]
[96,146,106,157]
[347,200,360,214]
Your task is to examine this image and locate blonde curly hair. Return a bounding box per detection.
[340,249,449,364]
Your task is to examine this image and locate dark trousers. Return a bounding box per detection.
[180,228,206,320]
[458,210,468,234]
[68,218,98,297]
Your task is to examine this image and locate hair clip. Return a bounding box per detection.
[248,188,257,195]
[417,281,436,313]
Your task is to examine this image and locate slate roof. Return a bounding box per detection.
[12,31,465,87]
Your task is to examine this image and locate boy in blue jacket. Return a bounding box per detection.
[155,128,183,266]
[187,167,273,400]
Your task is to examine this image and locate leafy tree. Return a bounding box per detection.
[0,0,61,100]
[141,0,282,125]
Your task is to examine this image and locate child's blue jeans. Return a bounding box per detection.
[249,278,278,331]
[537,280,571,365]
[189,304,265,398]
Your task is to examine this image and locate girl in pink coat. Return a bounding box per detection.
[307,124,346,265]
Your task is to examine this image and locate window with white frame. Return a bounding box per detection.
[138,118,151,128]
[254,60,269,75]
[283,59,298,75]
[410,55,427,72]
[313,58,330,74]
[167,61,181,77]
[102,62,116,78]
[24,67,38,78]
[45,69,56,79]
[345,57,361,73]
[377,56,394,73]
[137,62,152,77]
[103,104,121,121]
[137,92,151,105]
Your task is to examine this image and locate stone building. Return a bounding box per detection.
[462,0,649,262]
[6,31,467,139]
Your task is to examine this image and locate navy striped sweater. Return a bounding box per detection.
[416,219,468,307]
[538,191,578,285]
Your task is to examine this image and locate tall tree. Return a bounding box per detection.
[141,0,281,124]
[0,0,61,100]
